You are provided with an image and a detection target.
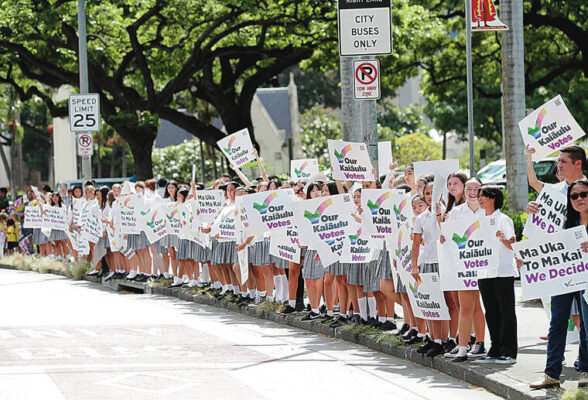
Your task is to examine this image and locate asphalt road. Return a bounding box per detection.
[0,269,500,400]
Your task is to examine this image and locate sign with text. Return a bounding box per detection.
[513,226,588,301]
[77,133,94,156]
[269,228,301,263]
[522,184,567,238]
[340,225,383,263]
[23,205,43,229]
[518,95,586,161]
[361,189,395,239]
[236,189,296,237]
[43,206,67,231]
[290,159,319,181]
[405,273,450,320]
[414,159,460,214]
[195,190,225,224]
[338,0,392,56]
[68,93,100,132]
[210,204,238,241]
[217,128,256,168]
[328,139,375,182]
[354,60,381,100]
[142,203,169,245]
[438,216,499,291]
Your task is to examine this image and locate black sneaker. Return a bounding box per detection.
[295,303,305,312]
[329,315,348,328]
[426,342,445,358]
[405,335,424,345]
[319,304,327,314]
[469,335,476,346]
[417,340,434,354]
[350,314,363,325]
[301,311,319,321]
[395,324,410,337]
[401,329,417,342]
[305,304,312,312]
[378,320,397,331]
[333,305,340,313]
[444,339,457,354]
[282,304,297,314]
[468,342,486,357]
[575,356,580,371]
[368,317,381,328]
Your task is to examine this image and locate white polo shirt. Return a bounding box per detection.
[413,209,440,264]
[489,209,517,278]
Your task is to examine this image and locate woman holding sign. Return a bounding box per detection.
[442,177,486,362]
[529,179,588,389]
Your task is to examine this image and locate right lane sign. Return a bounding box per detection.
[354,60,381,100]
[338,0,392,56]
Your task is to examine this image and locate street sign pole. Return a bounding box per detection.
[465,0,475,177]
[77,0,92,181]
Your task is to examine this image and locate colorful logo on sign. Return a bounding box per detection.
[123,197,132,206]
[395,230,403,257]
[224,136,236,155]
[452,220,481,249]
[334,144,352,163]
[146,210,158,228]
[166,209,178,222]
[393,199,407,222]
[349,228,362,245]
[253,192,278,215]
[409,275,423,298]
[294,162,308,178]
[528,108,547,139]
[304,198,333,224]
[367,192,389,215]
[564,279,574,288]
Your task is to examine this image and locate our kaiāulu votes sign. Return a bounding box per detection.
[518,95,586,161]
[513,226,588,301]
[328,139,375,182]
[361,189,395,239]
[522,184,567,238]
[269,228,301,263]
[290,159,319,181]
[340,226,382,263]
[337,0,392,56]
[217,128,256,168]
[236,189,296,237]
[405,273,450,321]
[438,216,499,291]
[291,194,354,267]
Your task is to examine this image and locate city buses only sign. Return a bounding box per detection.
[338,0,392,56]
[69,93,100,132]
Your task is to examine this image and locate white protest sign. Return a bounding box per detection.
[389,191,413,226]
[24,205,43,229]
[392,221,412,282]
[269,228,301,263]
[328,139,375,182]
[291,194,354,267]
[291,159,319,181]
[513,226,588,301]
[377,141,393,177]
[405,273,450,321]
[179,203,194,241]
[119,194,142,234]
[217,128,256,168]
[142,203,169,245]
[195,190,225,224]
[72,198,85,226]
[361,189,395,239]
[164,202,182,236]
[337,0,392,56]
[522,185,567,238]
[82,205,104,244]
[340,226,383,263]
[238,247,249,283]
[414,159,460,214]
[236,189,296,237]
[210,204,238,241]
[438,216,499,291]
[43,206,67,231]
[518,95,586,161]
[31,186,43,203]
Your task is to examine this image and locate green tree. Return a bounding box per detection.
[378,102,431,137]
[299,105,341,169]
[392,132,442,168]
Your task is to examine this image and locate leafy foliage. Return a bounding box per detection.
[392,132,442,168]
[299,105,341,168]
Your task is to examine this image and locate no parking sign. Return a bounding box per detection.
[77,133,94,156]
[354,60,380,100]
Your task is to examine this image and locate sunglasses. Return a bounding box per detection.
[570,192,588,200]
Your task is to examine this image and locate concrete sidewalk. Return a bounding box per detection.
[1,264,579,399]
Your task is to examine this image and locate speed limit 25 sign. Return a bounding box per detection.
[68,93,100,132]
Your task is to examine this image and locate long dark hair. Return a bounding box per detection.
[99,186,109,210]
[446,171,468,212]
[323,181,339,195]
[306,182,322,199]
[564,179,588,229]
[164,181,179,201]
[51,193,62,207]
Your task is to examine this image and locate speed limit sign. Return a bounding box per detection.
[68,93,100,132]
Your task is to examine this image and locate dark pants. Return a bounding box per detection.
[544,291,588,379]
[478,277,518,359]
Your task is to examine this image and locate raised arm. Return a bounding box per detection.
[525,145,544,193]
[382,161,399,189]
[230,163,253,187]
[253,149,269,182]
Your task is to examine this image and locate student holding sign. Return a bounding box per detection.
[475,186,518,365]
[528,179,588,389]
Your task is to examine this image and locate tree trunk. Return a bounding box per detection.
[125,138,153,180]
[110,144,116,177]
[502,0,528,211]
[0,144,14,198]
[96,142,102,178]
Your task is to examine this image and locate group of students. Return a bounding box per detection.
[22,144,588,389]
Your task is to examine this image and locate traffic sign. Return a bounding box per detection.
[69,93,100,132]
[354,60,380,100]
[337,0,392,56]
[77,133,94,156]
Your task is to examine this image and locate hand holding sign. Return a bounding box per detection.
[328,139,375,182]
[217,128,256,168]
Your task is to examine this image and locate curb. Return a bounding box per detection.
[1,264,560,400]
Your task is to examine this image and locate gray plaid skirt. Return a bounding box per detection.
[302,249,325,280]
[49,229,67,241]
[194,243,212,262]
[159,233,179,248]
[325,261,346,276]
[376,249,394,280]
[347,262,366,286]
[211,240,237,266]
[98,235,110,249]
[271,255,290,269]
[177,239,196,260]
[32,229,49,245]
[362,260,381,293]
[396,276,407,293]
[251,238,271,266]
[421,262,439,274]
[127,231,150,250]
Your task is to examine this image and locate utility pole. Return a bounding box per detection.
[465,0,476,177]
[501,0,528,210]
[77,0,92,181]
[340,56,361,142]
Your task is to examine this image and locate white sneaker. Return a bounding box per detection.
[104,271,115,281]
[182,275,190,284]
[170,276,183,287]
[127,270,138,280]
[163,272,170,279]
[187,280,198,288]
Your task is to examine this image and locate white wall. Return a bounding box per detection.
[250,95,289,175]
[53,86,77,183]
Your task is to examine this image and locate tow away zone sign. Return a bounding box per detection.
[338,0,392,56]
[77,133,94,156]
[354,60,380,100]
